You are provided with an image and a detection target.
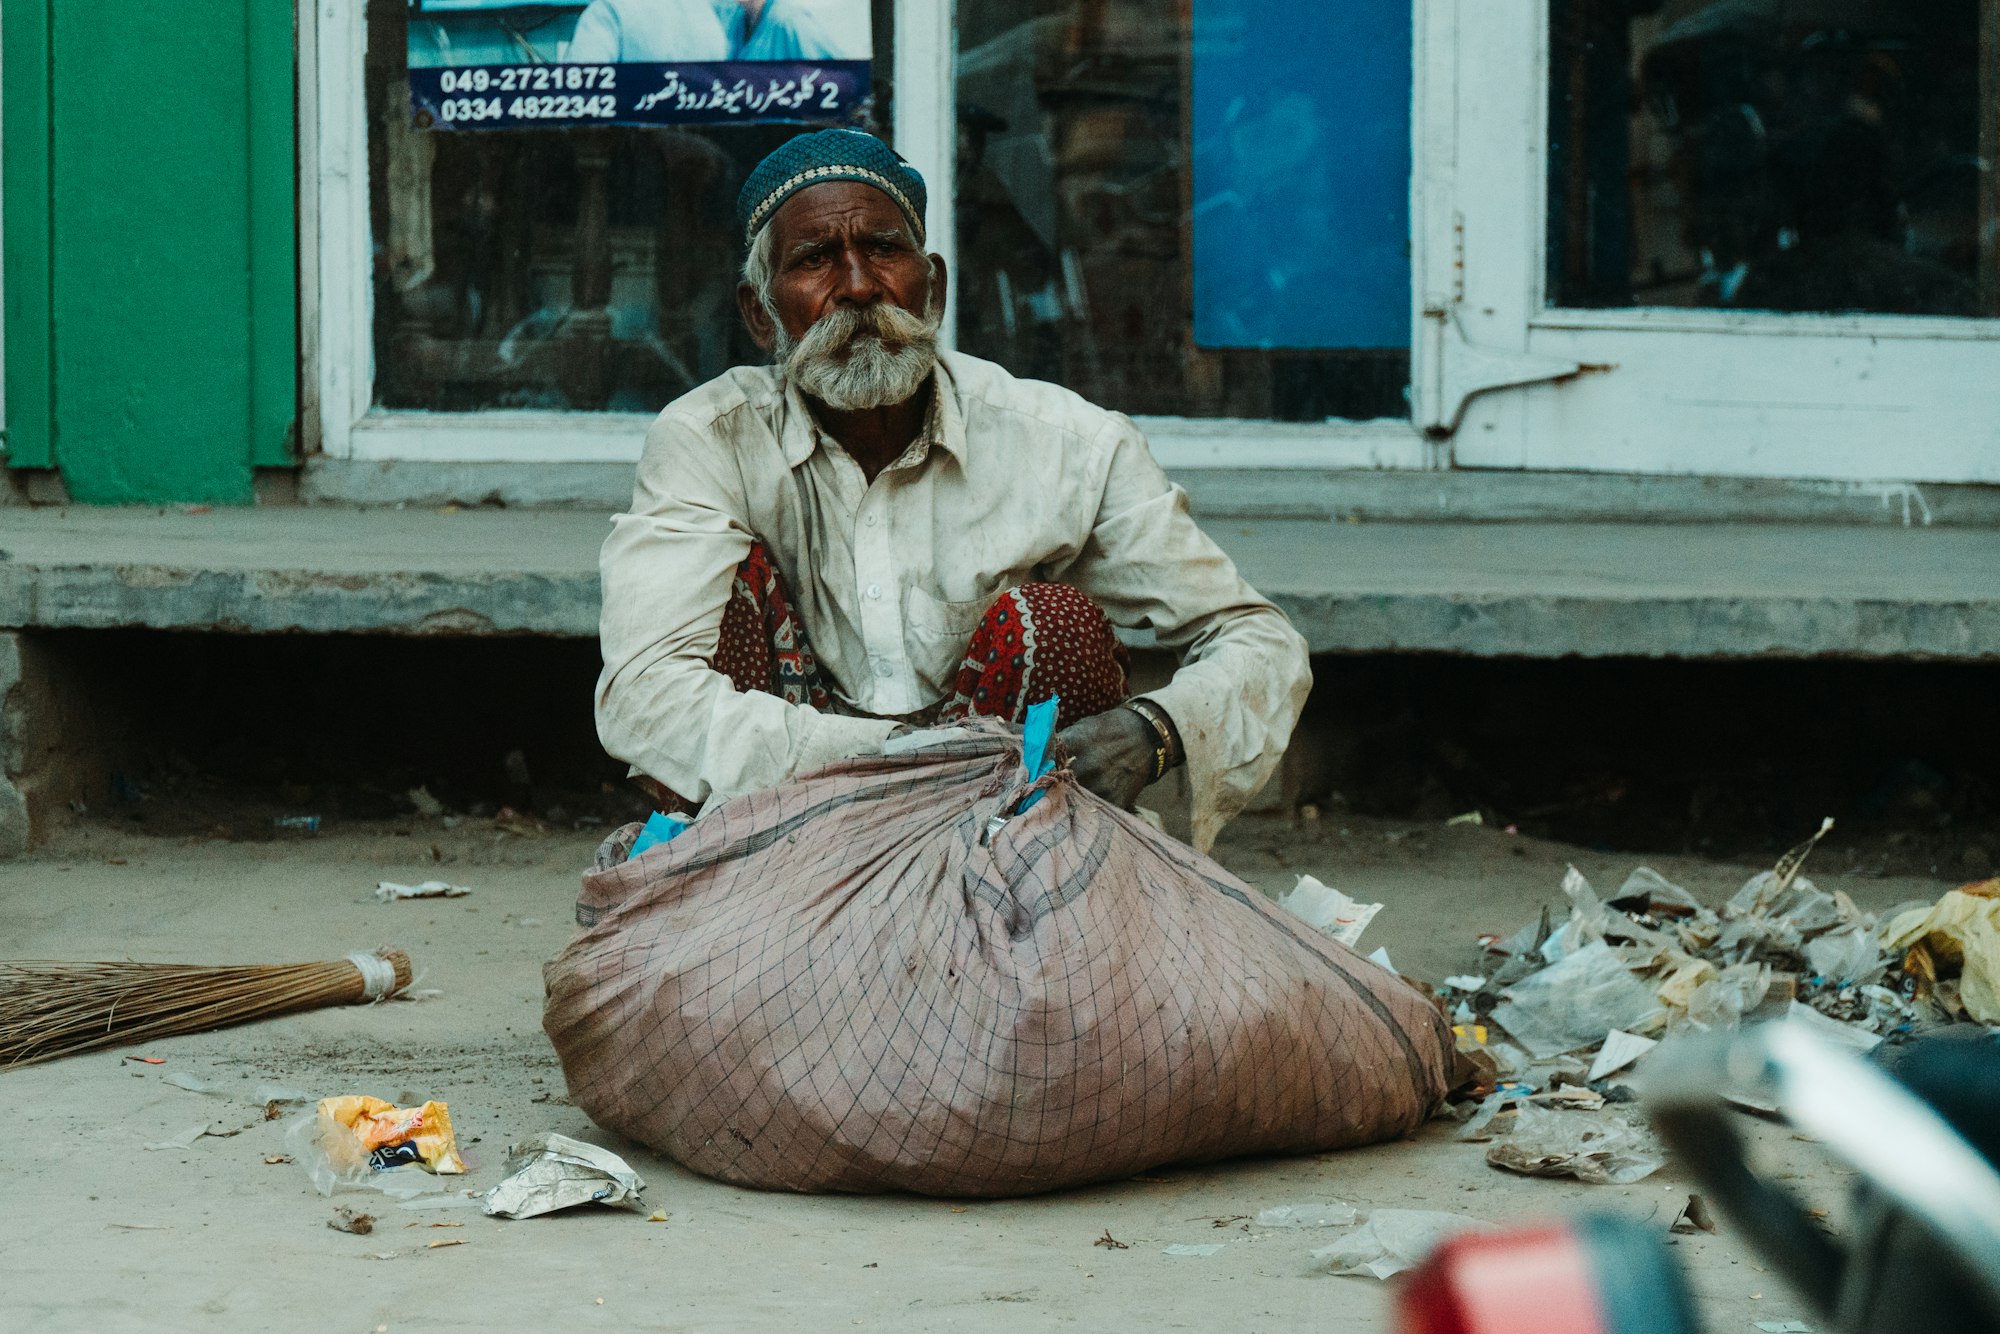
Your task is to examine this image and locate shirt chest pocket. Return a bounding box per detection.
[905,586,994,642]
[904,586,996,694]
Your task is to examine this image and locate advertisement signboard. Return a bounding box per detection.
[407,0,872,130]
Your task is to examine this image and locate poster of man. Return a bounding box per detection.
[407,0,872,130]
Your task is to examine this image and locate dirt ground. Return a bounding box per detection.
[2,810,1936,1333]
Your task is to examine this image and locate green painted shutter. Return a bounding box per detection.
[4,0,297,503]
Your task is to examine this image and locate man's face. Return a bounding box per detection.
[754,180,939,344]
[739,180,949,412]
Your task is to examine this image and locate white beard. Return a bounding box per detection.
[774,295,943,411]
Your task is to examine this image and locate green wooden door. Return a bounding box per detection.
[4,0,296,504]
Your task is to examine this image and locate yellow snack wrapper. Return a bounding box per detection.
[316,1095,467,1176]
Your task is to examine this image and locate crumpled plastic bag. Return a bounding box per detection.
[1490,941,1663,1059]
[290,1095,466,1196]
[1804,926,1887,988]
[1312,1209,1493,1279]
[1484,1104,1664,1185]
[1882,882,2000,1023]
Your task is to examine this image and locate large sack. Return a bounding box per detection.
[544,723,1450,1196]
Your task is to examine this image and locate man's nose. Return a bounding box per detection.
[832,246,884,305]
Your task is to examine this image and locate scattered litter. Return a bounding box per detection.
[1277,875,1382,948]
[328,1207,376,1235]
[1161,1243,1225,1257]
[1094,1229,1129,1250]
[374,880,469,902]
[406,787,445,817]
[1443,976,1487,992]
[1489,941,1661,1060]
[1252,1202,1358,1229]
[1670,1194,1718,1235]
[292,1095,466,1195]
[482,1133,646,1219]
[104,1222,170,1231]
[1448,812,1484,827]
[275,815,322,833]
[1486,1104,1663,1185]
[1882,881,2000,1023]
[264,1154,294,1165]
[648,1211,669,1223]
[258,1085,314,1119]
[125,1055,165,1065]
[1587,1030,1658,1083]
[1313,1210,1492,1280]
[427,1238,466,1249]
[1367,947,1398,975]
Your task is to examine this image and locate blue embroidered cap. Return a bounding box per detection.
[737,129,928,244]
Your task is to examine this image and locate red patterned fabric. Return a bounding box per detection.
[939,584,1129,732]
[633,545,1129,813]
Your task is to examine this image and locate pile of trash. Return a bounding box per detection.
[1405,820,1998,1186]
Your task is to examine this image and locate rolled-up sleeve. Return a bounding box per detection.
[596,413,897,809]
[1063,416,1312,851]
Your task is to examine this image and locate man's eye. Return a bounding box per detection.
[795,253,829,270]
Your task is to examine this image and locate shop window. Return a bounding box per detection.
[1549,0,1997,317]
[953,0,1413,422]
[363,0,892,413]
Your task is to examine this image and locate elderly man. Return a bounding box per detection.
[597,129,1310,850]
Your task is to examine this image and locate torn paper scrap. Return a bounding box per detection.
[1313,1209,1493,1280]
[375,880,470,902]
[1161,1243,1225,1257]
[1277,875,1382,948]
[1587,1030,1658,1083]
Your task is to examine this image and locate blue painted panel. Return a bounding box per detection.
[1192,0,1412,349]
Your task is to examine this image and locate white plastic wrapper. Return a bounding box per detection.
[1312,1209,1492,1280]
[1490,941,1662,1059]
[1278,875,1382,948]
[1252,1201,1358,1229]
[482,1133,646,1219]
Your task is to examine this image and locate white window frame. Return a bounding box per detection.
[304,0,1428,472]
[1413,0,2000,485]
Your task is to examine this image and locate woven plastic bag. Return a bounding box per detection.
[544,722,1450,1196]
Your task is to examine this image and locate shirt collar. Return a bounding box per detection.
[777,357,966,472]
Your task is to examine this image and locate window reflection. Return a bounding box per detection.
[1550,0,1995,316]
[955,1,1411,422]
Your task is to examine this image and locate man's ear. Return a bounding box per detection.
[737,282,777,354]
[927,253,949,324]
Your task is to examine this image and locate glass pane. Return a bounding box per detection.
[954,1,1411,422]
[365,0,893,412]
[1549,0,1998,316]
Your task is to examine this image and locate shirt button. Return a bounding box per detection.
[874,660,894,679]
[865,514,878,527]
[866,583,882,600]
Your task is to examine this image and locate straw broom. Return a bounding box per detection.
[0,948,412,1070]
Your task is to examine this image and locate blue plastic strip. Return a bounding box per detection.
[1017,695,1061,813]
[629,810,690,858]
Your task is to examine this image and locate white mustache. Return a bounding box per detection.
[776,299,942,411]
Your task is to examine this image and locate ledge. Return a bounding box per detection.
[0,507,1996,659]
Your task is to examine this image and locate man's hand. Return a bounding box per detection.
[1056,708,1158,809]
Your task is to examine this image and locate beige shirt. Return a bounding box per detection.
[597,351,1312,850]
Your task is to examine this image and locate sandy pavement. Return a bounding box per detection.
[1,811,1929,1333]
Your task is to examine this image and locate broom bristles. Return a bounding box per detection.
[0,949,413,1070]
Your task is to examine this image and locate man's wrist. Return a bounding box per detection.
[1122,697,1184,781]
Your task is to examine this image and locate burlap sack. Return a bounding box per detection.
[545,723,1450,1196]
